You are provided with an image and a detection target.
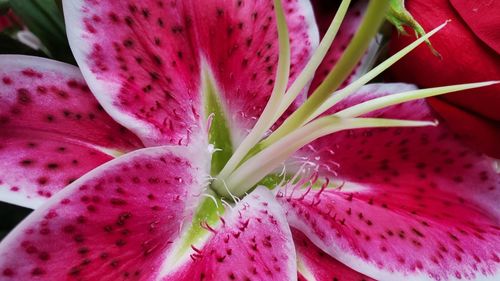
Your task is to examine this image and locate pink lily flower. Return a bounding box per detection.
[0,0,498,280]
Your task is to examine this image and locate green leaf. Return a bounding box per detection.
[0,33,45,56]
[0,0,10,13]
[8,0,75,64]
[54,0,62,13]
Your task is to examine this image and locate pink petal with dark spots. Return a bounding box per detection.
[64,0,318,146]
[0,55,143,208]
[279,180,500,280]
[0,145,209,280]
[303,83,500,213]
[293,229,375,281]
[163,187,296,281]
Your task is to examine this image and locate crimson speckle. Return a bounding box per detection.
[2,268,14,277]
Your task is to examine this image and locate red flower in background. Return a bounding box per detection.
[0,16,9,30]
[388,0,500,158]
[0,10,21,31]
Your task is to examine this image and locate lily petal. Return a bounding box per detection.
[279,180,500,280]
[0,145,209,280]
[64,0,318,146]
[163,186,296,281]
[0,55,142,208]
[293,229,375,281]
[302,83,500,212]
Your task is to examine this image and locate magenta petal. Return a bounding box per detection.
[279,181,500,280]
[163,187,296,281]
[0,146,209,280]
[190,0,318,134]
[293,229,375,281]
[304,83,500,212]
[0,55,143,208]
[64,0,318,145]
[65,0,202,146]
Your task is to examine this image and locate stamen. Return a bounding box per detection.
[200,221,217,234]
[203,69,234,175]
[191,245,202,253]
[260,0,391,150]
[201,192,220,210]
[271,171,288,197]
[335,81,500,118]
[297,185,312,201]
[290,166,315,198]
[315,177,330,199]
[215,0,291,184]
[206,112,215,135]
[289,176,308,199]
[284,162,308,197]
[308,20,450,121]
[220,199,234,210]
[221,178,240,203]
[224,116,435,196]
[277,0,353,116]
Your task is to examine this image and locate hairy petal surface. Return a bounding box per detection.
[0,146,209,280]
[279,180,500,281]
[65,0,201,146]
[64,0,318,146]
[0,55,142,208]
[303,83,500,213]
[293,229,375,281]
[163,187,296,281]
